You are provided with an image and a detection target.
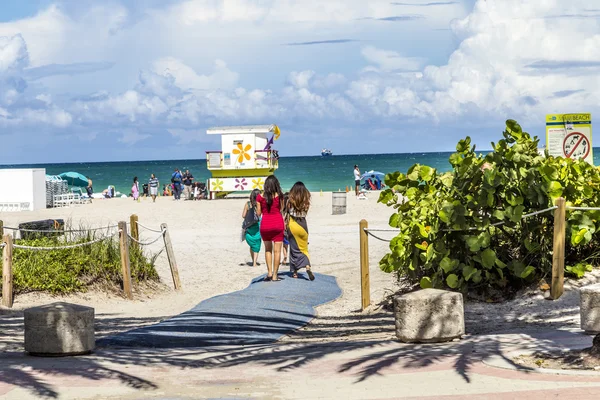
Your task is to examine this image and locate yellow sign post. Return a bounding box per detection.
[546,113,593,165]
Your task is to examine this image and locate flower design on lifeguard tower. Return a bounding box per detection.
[235,178,248,190]
[212,179,223,191]
[252,178,264,190]
[232,143,252,163]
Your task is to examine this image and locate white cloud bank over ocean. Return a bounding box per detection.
[0,0,598,163]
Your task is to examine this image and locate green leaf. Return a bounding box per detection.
[378,190,394,204]
[478,232,491,249]
[520,265,535,279]
[439,173,454,187]
[465,236,481,252]
[419,166,435,182]
[462,265,478,281]
[407,166,420,181]
[493,210,505,220]
[547,181,563,198]
[418,224,429,238]
[440,257,455,273]
[506,119,522,134]
[449,153,462,166]
[540,165,558,181]
[446,274,459,289]
[420,277,433,289]
[571,228,588,246]
[481,248,497,269]
[439,209,451,223]
[389,213,400,228]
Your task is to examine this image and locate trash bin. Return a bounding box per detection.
[19,219,64,240]
[332,192,347,215]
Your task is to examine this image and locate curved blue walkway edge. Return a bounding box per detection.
[98,272,342,348]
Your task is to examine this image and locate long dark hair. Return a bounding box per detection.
[289,182,311,214]
[249,188,260,208]
[133,176,138,183]
[263,175,283,213]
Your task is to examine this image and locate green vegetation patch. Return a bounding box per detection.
[379,120,600,300]
[1,232,159,295]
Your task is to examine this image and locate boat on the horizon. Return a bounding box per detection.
[321,148,332,156]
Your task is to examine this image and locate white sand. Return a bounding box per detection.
[0,191,396,344]
[2,191,597,348]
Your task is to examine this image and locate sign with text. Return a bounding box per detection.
[546,113,593,165]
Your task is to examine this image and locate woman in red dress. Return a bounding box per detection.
[256,175,285,281]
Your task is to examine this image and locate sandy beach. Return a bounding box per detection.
[2,190,599,352]
[0,191,397,348]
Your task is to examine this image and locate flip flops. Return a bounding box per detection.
[306,269,315,281]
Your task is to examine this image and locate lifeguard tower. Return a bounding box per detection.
[205,124,281,198]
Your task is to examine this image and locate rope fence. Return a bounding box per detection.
[0,215,181,308]
[12,235,113,251]
[364,205,561,244]
[135,221,164,234]
[357,197,600,310]
[127,229,166,246]
[2,225,118,233]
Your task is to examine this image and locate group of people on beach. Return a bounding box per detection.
[128,169,207,203]
[241,175,314,282]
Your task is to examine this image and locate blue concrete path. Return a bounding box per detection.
[98,272,342,348]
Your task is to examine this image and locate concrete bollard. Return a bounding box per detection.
[580,284,600,334]
[394,289,465,343]
[24,302,95,356]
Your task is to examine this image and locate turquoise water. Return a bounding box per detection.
[3,150,600,194]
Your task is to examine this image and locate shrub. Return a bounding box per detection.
[379,120,600,300]
[1,231,159,295]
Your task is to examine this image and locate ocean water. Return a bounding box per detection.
[3,150,600,194]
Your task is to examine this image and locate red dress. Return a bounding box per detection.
[257,194,284,242]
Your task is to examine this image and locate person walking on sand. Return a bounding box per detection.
[131,177,140,201]
[86,176,93,200]
[149,174,159,203]
[256,175,285,281]
[354,165,361,197]
[286,182,314,280]
[182,169,194,200]
[282,192,290,266]
[171,168,183,200]
[242,189,262,268]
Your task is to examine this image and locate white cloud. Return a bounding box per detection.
[2,0,599,160]
[288,70,315,88]
[361,46,424,71]
[118,129,151,145]
[153,57,239,90]
[0,34,28,72]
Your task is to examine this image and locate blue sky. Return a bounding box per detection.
[0,0,598,163]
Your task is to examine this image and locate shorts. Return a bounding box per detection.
[355,180,360,186]
[150,187,158,196]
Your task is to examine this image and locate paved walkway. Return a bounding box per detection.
[3,275,600,399]
[1,328,600,399]
[98,272,341,348]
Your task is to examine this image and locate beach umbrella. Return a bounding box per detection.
[58,171,88,187]
[361,170,385,180]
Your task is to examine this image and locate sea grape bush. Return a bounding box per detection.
[379,120,600,299]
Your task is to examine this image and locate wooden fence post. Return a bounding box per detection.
[360,219,370,311]
[2,234,13,308]
[0,220,3,236]
[118,221,133,300]
[161,223,181,290]
[130,214,139,250]
[551,197,566,300]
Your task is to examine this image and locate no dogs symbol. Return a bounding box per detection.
[563,132,590,160]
